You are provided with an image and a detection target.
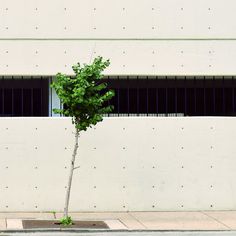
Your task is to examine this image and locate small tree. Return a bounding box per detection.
[51,57,115,223]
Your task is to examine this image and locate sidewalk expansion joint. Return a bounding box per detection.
[201,211,231,230]
[118,219,130,229]
[128,212,147,229]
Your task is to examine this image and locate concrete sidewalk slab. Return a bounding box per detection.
[0,212,54,219]
[121,218,146,230]
[129,212,230,230]
[203,211,236,230]
[55,212,145,230]
[55,212,128,220]
[104,220,127,230]
[6,219,23,229]
[1,211,236,231]
[0,219,6,230]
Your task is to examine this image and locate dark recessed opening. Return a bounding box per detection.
[103,76,236,117]
[0,78,49,117]
[2,76,235,117]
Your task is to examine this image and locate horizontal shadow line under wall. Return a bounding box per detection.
[1,38,236,41]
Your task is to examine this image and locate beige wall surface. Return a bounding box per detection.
[0,0,236,38]
[0,117,236,212]
[0,0,236,75]
[0,40,236,76]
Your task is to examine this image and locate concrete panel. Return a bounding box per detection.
[0,117,236,211]
[129,212,228,230]
[0,212,54,219]
[203,211,236,230]
[55,212,145,229]
[104,220,127,230]
[6,219,23,229]
[0,0,236,38]
[0,220,6,230]
[0,40,236,76]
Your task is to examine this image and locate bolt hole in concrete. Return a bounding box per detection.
[22,220,109,229]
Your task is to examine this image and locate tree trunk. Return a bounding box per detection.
[63,127,79,217]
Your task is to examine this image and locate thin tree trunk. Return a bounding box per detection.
[63,127,79,217]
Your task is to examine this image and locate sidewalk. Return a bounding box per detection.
[0,211,235,231]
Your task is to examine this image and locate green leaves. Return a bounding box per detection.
[51,56,115,131]
[59,216,73,226]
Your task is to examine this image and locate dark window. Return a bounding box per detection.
[0,78,48,117]
[103,76,236,116]
[148,88,157,114]
[177,88,185,114]
[129,89,138,113]
[158,88,166,114]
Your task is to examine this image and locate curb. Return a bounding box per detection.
[0,229,234,233]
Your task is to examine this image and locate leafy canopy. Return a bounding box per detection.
[51,57,115,131]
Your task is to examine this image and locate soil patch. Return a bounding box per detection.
[22,220,109,229]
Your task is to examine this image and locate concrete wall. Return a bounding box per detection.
[0,117,236,212]
[0,0,236,76]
